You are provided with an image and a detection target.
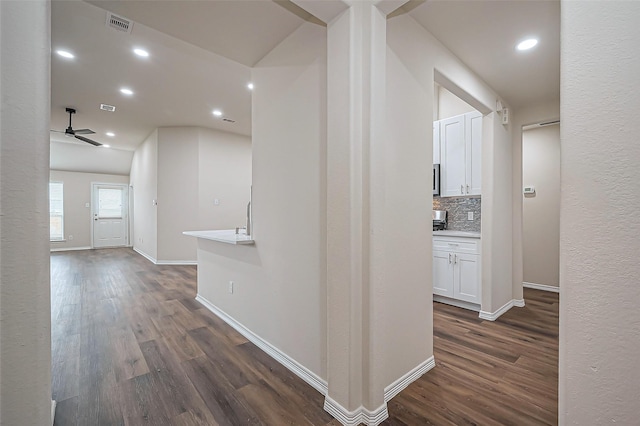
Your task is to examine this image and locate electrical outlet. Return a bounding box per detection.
[468,212,474,221]
[68,235,74,241]
[214,198,220,205]
[228,281,234,294]
[85,203,90,208]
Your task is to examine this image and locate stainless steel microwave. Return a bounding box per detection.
[433,164,440,196]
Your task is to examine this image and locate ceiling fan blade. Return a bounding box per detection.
[75,135,102,146]
[73,128,95,135]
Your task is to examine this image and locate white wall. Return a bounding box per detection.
[197,22,327,380]
[157,127,199,261]
[380,43,433,392]
[387,14,514,317]
[522,125,560,288]
[437,84,475,120]
[130,129,159,260]
[50,141,134,176]
[131,127,251,263]
[511,99,560,301]
[49,170,130,251]
[197,128,252,232]
[560,1,640,423]
[0,0,52,424]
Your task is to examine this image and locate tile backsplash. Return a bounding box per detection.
[433,196,481,232]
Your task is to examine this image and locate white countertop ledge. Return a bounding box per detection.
[433,230,481,239]
[183,230,255,245]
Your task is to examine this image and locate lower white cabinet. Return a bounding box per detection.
[433,236,481,305]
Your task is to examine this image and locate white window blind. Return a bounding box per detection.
[50,182,64,241]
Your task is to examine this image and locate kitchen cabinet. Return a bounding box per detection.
[432,235,481,305]
[437,111,482,197]
[433,121,440,164]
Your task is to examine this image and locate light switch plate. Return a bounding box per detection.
[468,212,474,221]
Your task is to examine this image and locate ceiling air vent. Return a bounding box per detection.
[222,118,236,123]
[100,104,116,112]
[106,12,133,34]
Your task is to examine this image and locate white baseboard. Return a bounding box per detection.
[479,299,515,321]
[433,295,480,312]
[523,281,560,293]
[133,247,158,264]
[513,298,525,307]
[324,396,388,426]
[51,399,56,426]
[195,294,328,396]
[133,247,196,265]
[50,246,91,252]
[322,356,435,426]
[156,259,197,265]
[384,356,436,402]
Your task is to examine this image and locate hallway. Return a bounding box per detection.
[51,248,558,425]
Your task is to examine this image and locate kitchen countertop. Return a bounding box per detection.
[183,229,255,245]
[433,230,481,239]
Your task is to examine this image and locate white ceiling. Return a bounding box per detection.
[50,0,559,167]
[51,0,306,153]
[407,0,560,109]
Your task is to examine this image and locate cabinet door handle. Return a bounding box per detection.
[448,253,452,264]
[454,254,458,264]
[461,185,464,194]
[448,243,459,246]
[466,184,470,194]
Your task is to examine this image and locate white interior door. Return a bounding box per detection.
[93,183,128,248]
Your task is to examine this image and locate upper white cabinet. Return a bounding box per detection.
[433,121,440,164]
[436,111,482,197]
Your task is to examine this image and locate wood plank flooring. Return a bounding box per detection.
[51,248,558,425]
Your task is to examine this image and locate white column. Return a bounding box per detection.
[324,0,397,422]
[0,0,52,425]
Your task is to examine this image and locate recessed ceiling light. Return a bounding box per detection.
[106,132,115,137]
[120,88,134,96]
[103,144,111,148]
[247,83,254,90]
[516,38,538,51]
[212,109,223,117]
[133,48,149,57]
[56,50,74,59]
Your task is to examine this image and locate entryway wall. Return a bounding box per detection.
[49,170,130,251]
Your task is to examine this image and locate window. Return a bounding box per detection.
[97,187,123,218]
[49,182,64,241]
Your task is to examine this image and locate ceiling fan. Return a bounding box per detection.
[51,107,101,146]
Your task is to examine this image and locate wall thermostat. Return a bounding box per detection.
[523,186,535,194]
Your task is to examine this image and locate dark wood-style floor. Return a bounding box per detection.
[52,248,558,425]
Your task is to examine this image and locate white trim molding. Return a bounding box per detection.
[479,299,515,321]
[433,295,480,312]
[384,356,436,402]
[50,246,92,252]
[133,247,157,264]
[133,247,196,266]
[523,281,560,293]
[323,396,389,426]
[513,299,525,307]
[195,294,328,396]
[322,356,436,426]
[156,259,197,265]
[51,400,56,426]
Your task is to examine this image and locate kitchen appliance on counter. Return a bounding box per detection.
[433,210,447,231]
